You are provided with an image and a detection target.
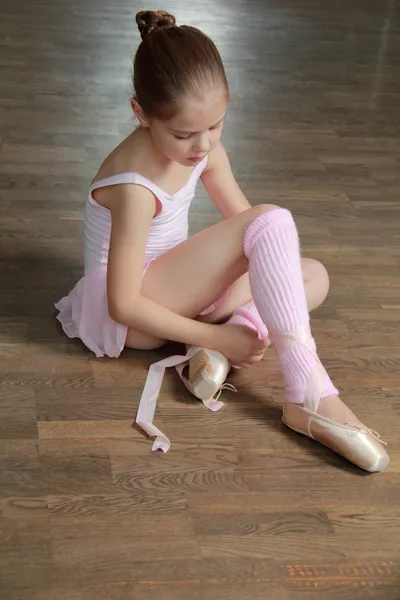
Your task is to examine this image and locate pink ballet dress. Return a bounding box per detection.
[55,156,211,358]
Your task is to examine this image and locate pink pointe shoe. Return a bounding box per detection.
[282,403,389,473]
[178,346,232,401]
[275,328,390,473]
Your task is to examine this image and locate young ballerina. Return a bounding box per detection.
[56,9,389,471]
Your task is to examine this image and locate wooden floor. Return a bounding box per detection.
[1,0,400,598]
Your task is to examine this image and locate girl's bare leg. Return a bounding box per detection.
[126,204,276,349]
[125,256,329,349]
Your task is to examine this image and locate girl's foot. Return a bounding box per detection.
[266,323,389,472]
[282,397,389,472]
[273,328,389,472]
[183,347,231,401]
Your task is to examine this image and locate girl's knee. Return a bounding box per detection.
[251,203,280,218]
[304,258,330,307]
[318,261,330,300]
[310,259,329,290]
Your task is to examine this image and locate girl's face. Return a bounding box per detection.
[140,85,228,166]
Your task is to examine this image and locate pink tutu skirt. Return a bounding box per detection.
[55,266,127,358]
[55,265,227,358]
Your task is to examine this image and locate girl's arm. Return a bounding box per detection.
[103,184,218,348]
[201,142,252,218]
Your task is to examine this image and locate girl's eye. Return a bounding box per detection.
[174,134,191,140]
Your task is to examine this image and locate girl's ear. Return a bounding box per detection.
[131,99,150,127]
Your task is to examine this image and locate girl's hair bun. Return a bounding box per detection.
[136,10,176,39]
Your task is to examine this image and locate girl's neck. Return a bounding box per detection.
[136,126,176,172]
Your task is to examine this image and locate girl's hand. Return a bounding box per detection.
[215,323,270,368]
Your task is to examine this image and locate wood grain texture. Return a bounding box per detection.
[1,0,400,598]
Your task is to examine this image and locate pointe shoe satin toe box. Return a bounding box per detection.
[282,403,390,473]
[186,348,230,401]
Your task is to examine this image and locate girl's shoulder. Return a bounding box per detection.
[91,128,150,185]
